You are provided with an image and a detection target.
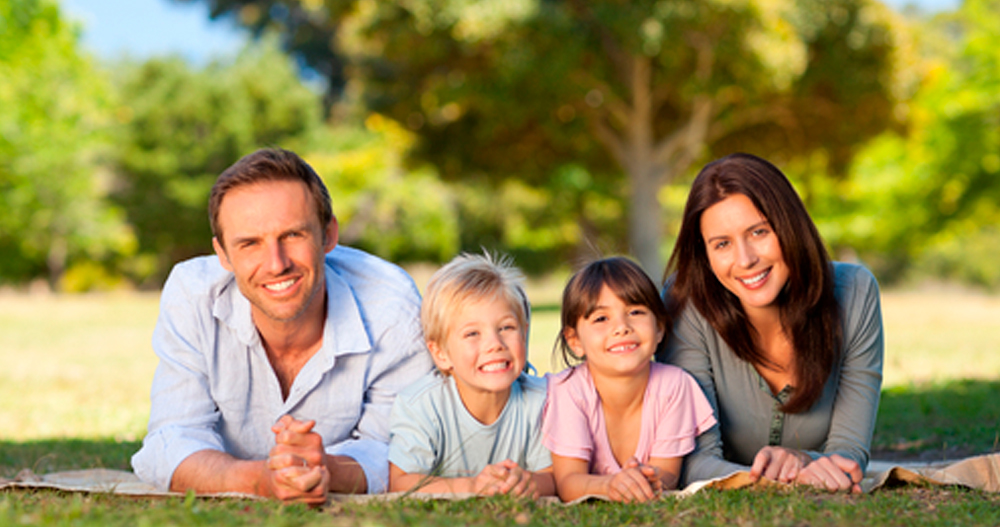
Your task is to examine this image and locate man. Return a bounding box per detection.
[132,148,433,504]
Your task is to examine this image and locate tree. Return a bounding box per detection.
[186,0,901,274]
[0,0,134,288]
[112,37,323,284]
[829,0,1000,287]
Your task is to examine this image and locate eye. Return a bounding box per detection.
[463,330,479,339]
[501,323,518,332]
[712,240,730,251]
[752,227,770,237]
[591,314,608,323]
[629,307,648,317]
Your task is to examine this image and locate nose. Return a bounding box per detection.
[736,239,758,268]
[485,329,507,352]
[612,316,633,336]
[265,239,292,275]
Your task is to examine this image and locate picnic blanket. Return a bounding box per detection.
[2,453,997,503]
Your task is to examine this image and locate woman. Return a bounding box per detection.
[658,153,883,493]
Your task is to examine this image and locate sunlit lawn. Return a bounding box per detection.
[1,281,999,525]
[1,284,999,441]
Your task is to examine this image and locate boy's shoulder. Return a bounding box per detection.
[396,370,449,402]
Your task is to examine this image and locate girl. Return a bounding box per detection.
[658,153,883,493]
[542,257,716,503]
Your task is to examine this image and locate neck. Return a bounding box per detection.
[587,362,649,414]
[453,380,511,426]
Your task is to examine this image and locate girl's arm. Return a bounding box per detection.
[646,456,683,491]
[551,454,657,503]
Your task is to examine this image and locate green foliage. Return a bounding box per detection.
[304,116,460,264]
[112,36,323,284]
[0,0,134,288]
[178,0,903,273]
[818,0,1000,285]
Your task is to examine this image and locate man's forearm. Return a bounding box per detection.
[325,454,368,493]
[170,450,266,495]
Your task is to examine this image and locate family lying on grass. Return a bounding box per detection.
[130,149,882,505]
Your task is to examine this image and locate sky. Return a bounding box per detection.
[61,0,962,65]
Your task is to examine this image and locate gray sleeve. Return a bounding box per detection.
[806,265,884,470]
[662,306,747,486]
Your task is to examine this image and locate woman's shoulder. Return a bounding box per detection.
[832,261,880,307]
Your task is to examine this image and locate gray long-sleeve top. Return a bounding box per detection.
[659,262,884,486]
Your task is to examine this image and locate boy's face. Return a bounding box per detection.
[428,294,527,401]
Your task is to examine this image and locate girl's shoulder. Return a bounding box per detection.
[648,362,700,394]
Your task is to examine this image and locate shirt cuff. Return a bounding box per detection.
[327,439,389,494]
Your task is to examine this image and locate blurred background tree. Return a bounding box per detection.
[0,0,134,290]
[5,0,1000,290]
[110,36,324,285]
[178,0,902,274]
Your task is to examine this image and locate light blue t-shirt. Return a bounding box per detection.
[388,372,551,477]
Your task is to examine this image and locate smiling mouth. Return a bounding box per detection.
[479,360,511,373]
[738,268,770,286]
[608,343,638,354]
[263,278,296,292]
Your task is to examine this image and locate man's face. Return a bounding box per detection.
[212,179,337,328]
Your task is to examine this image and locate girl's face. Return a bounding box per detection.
[700,193,789,318]
[564,284,664,378]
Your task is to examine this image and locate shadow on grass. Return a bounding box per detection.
[0,439,140,478]
[872,379,1000,462]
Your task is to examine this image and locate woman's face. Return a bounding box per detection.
[700,193,789,317]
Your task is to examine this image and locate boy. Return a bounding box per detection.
[388,253,554,497]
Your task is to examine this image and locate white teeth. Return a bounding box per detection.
[609,343,637,353]
[739,269,769,285]
[264,278,295,292]
[480,361,509,372]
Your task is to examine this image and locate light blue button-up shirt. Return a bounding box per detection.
[131,246,434,493]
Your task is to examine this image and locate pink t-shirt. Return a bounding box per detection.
[542,362,716,475]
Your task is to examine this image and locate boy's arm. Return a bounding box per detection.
[531,466,556,497]
[389,462,497,495]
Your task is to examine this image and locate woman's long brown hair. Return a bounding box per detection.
[662,153,842,413]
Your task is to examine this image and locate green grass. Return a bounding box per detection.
[2,288,1000,525]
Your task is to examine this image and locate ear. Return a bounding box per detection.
[654,322,666,347]
[323,216,339,254]
[212,237,233,273]
[563,327,585,358]
[426,340,453,373]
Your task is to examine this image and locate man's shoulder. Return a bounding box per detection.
[162,255,233,301]
[325,246,420,303]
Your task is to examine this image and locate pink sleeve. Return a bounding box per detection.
[542,369,595,462]
[649,364,718,459]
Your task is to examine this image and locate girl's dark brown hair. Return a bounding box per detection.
[556,257,668,368]
[661,153,842,413]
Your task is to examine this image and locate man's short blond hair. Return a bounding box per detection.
[421,252,530,350]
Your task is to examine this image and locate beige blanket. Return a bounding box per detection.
[2,453,997,503]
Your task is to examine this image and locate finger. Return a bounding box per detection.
[287,418,317,435]
[802,458,851,492]
[623,469,654,501]
[749,449,773,480]
[271,414,294,434]
[777,454,801,483]
[829,455,863,485]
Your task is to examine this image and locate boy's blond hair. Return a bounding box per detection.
[421,252,530,370]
